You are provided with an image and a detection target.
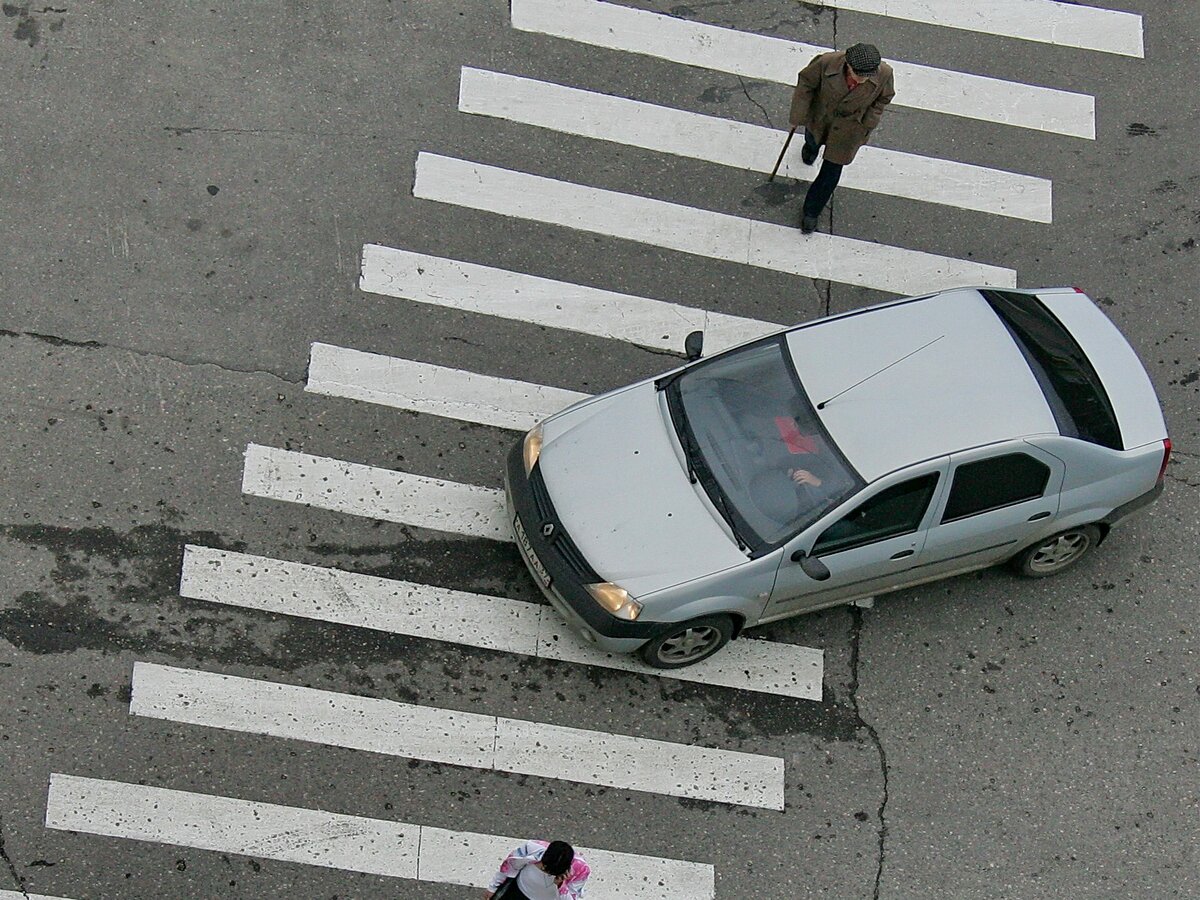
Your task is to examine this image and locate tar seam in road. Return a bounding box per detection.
[0,811,29,898]
[849,604,890,900]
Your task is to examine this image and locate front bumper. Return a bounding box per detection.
[504,440,656,654]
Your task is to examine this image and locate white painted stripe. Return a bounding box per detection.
[241,443,509,540]
[414,153,1017,295]
[510,0,1095,139]
[804,0,1143,58]
[45,775,715,899]
[460,68,1053,223]
[359,244,779,355]
[180,546,825,700]
[130,662,784,809]
[306,342,587,429]
[0,892,76,900]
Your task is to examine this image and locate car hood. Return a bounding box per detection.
[537,382,746,598]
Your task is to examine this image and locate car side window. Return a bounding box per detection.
[812,473,940,556]
[941,453,1051,523]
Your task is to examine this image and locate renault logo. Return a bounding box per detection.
[541,522,556,538]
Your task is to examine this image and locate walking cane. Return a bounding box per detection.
[768,126,797,182]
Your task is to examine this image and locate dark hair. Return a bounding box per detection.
[541,841,575,877]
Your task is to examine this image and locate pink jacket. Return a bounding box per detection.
[488,840,591,899]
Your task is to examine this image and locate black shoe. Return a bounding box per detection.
[800,215,818,234]
[801,142,817,166]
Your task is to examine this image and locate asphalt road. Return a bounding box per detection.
[1,2,1197,899]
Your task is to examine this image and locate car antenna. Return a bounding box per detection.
[816,335,945,410]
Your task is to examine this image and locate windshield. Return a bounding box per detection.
[666,338,862,551]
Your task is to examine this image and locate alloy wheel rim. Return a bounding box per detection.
[659,626,721,662]
[1029,532,1090,572]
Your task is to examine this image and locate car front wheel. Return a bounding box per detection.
[1010,525,1101,578]
[638,615,734,669]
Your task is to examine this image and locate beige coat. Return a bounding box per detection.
[789,51,895,165]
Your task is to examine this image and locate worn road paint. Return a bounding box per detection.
[359,244,779,355]
[459,68,1054,223]
[799,0,1143,57]
[45,775,717,899]
[305,342,586,430]
[130,662,786,809]
[179,546,825,700]
[413,153,1018,295]
[510,0,1096,138]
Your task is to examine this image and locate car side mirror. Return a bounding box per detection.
[684,330,704,361]
[790,549,831,581]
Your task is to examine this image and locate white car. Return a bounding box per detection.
[505,287,1170,668]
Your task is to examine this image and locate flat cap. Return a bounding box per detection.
[845,42,881,75]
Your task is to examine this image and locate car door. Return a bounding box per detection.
[915,442,1065,581]
[761,459,949,621]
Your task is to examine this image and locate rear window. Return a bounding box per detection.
[981,290,1122,450]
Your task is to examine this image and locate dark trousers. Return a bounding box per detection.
[802,130,844,220]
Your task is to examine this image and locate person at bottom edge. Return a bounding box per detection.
[789,41,895,235]
[485,840,591,899]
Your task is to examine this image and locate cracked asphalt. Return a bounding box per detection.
[1,2,1197,899]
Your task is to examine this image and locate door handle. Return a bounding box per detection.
[889,549,915,559]
[1027,511,1052,521]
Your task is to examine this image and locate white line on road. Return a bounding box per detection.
[459,68,1053,223]
[510,0,1096,139]
[306,342,586,430]
[359,244,779,355]
[45,775,716,899]
[179,546,825,700]
[800,0,1143,58]
[130,662,785,809]
[0,892,77,900]
[413,153,1017,295]
[241,443,510,540]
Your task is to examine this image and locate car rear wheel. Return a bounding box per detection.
[638,616,734,669]
[1010,525,1101,578]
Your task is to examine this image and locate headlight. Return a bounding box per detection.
[585,582,643,620]
[522,424,544,475]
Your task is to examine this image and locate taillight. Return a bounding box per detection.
[1071,286,1086,294]
[1157,438,1172,483]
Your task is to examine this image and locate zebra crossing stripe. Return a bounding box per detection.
[799,0,1143,58]
[413,153,1018,295]
[0,892,76,900]
[459,68,1054,223]
[358,244,779,355]
[306,342,587,429]
[45,775,716,898]
[241,443,509,540]
[179,546,825,700]
[129,662,785,809]
[510,0,1096,139]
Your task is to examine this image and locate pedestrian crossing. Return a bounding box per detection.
[413,153,1018,294]
[459,67,1054,222]
[129,662,786,809]
[510,0,1097,138]
[359,244,779,355]
[45,775,715,899]
[306,341,587,430]
[178,545,825,700]
[40,1,1151,896]
[797,0,1144,57]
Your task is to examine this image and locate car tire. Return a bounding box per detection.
[1009,525,1101,578]
[638,615,734,669]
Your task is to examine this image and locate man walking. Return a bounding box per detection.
[789,43,895,234]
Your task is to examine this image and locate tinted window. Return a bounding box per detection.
[813,473,940,556]
[942,453,1050,522]
[981,290,1122,450]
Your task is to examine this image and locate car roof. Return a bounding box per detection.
[785,288,1059,482]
